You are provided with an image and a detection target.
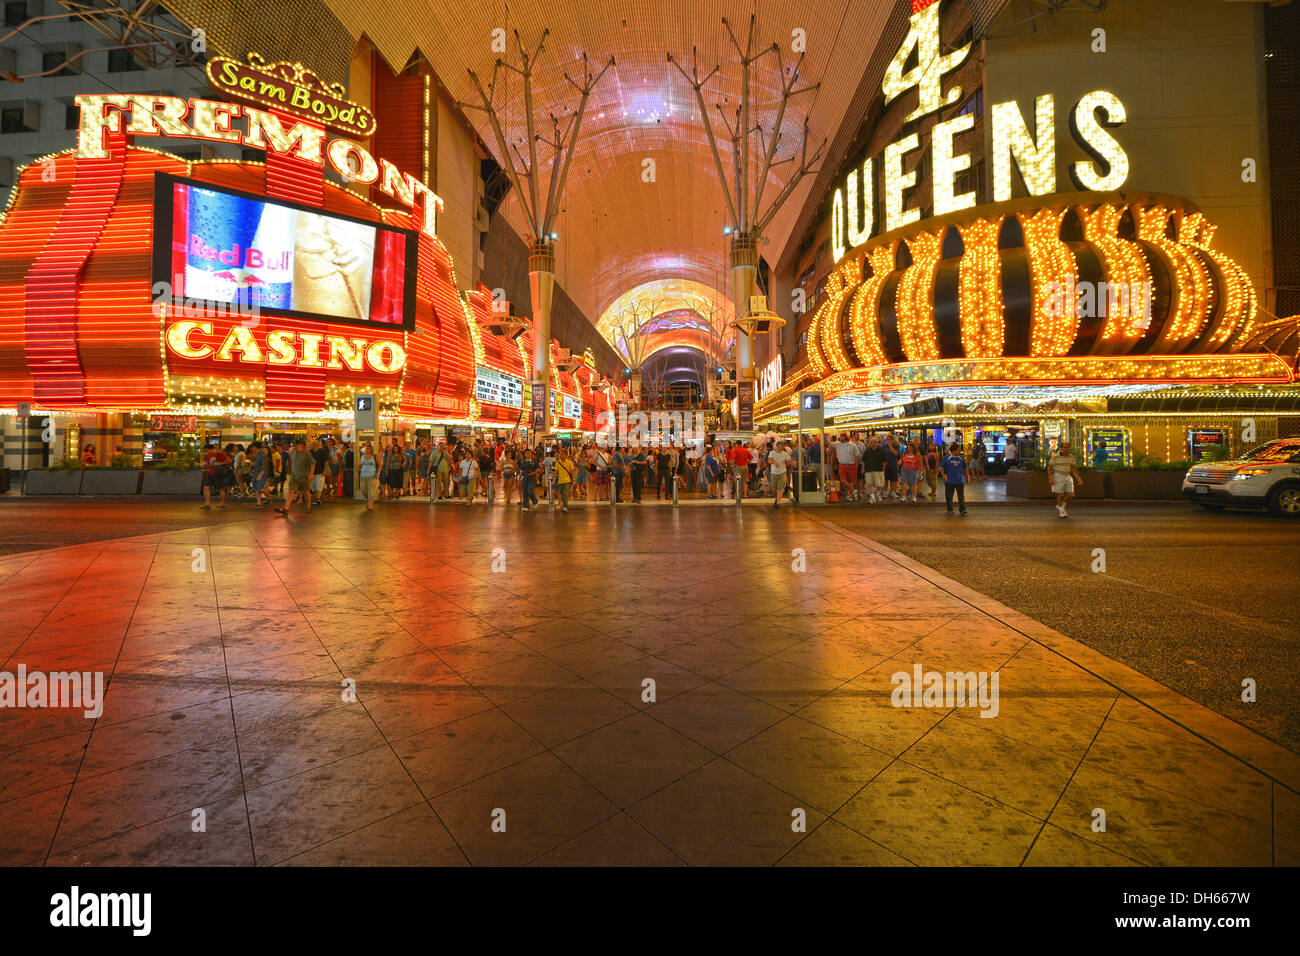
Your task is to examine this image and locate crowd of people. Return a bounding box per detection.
[196,429,1087,517]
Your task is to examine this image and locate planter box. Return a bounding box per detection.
[1077,469,1109,499]
[80,469,143,495]
[25,470,83,495]
[1006,469,1108,499]
[141,469,203,495]
[1005,469,1052,499]
[1109,470,1187,500]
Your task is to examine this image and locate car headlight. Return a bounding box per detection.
[1232,468,1271,480]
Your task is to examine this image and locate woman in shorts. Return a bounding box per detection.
[898,440,923,503]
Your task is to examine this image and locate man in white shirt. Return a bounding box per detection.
[768,442,793,509]
[832,433,862,501]
[1048,441,1083,518]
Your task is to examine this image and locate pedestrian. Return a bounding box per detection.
[250,441,271,506]
[612,446,628,504]
[200,442,233,509]
[519,447,539,512]
[941,442,969,516]
[555,446,575,512]
[861,436,886,503]
[883,436,901,499]
[276,439,314,515]
[357,440,380,510]
[309,438,328,506]
[1049,440,1084,518]
[726,440,752,499]
[768,441,793,509]
[704,444,722,498]
[630,445,646,503]
[459,450,479,503]
[833,432,860,502]
[899,440,923,503]
[924,443,940,500]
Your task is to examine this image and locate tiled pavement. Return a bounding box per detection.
[0,504,1295,867]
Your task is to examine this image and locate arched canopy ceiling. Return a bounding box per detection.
[322,0,895,323]
[597,277,734,357]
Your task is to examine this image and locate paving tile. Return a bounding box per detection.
[281,804,467,866]
[777,819,913,866]
[245,745,425,865]
[432,752,618,865]
[52,746,244,854]
[394,708,544,796]
[1047,762,1272,866]
[586,655,707,706]
[835,761,1042,866]
[628,758,825,866]
[501,679,635,748]
[901,714,1079,819]
[726,716,893,814]
[48,794,254,866]
[530,812,683,866]
[650,681,787,753]
[554,713,713,807]
[718,657,843,712]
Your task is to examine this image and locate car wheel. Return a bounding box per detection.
[1266,483,1300,517]
[1197,503,1225,511]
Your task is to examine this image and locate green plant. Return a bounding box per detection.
[46,456,81,471]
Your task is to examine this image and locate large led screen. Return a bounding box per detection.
[153,173,417,329]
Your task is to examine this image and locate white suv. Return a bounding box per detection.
[1182,438,1300,517]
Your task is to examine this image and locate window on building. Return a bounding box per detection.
[0,106,35,134]
[957,89,984,119]
[42,49,77,77]
[4,2,28,29]
[65,102,78,130]
[107,48,143,73]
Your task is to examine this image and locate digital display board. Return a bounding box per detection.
[153,173,417,329]
[550,392,582,420]
[475,366,524,408]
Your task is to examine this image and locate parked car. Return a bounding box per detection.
[1182,438,1300,516]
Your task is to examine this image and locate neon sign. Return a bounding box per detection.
[74,94,442,236]
[829,1,1130,263]
[164,320,407,374]
[206,54,376,138]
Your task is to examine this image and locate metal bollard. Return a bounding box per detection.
[487,474,494,505]
[548,476,555,511]
[735,474,742,506]
[672,473,678,507]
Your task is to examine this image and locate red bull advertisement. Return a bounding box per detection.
[155,173,415,329]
